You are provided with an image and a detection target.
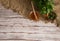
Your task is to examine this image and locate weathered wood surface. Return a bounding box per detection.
[0,3,60,41]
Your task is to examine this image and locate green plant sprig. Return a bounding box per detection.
[32,0,57,20]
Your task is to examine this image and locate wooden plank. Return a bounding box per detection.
[0,33,60,40]
[0,40,27,41]
[0,26,59,32]
[0,40,59,41]
[0,40,60,41]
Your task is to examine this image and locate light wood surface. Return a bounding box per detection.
[0,3,60,41]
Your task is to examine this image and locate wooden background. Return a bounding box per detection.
[0,3,60,41]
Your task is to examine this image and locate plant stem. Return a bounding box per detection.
[31,1,38,20]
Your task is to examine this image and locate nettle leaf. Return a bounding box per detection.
[33,0,56,20]
[33,0,54,14]
[48,12,57,20]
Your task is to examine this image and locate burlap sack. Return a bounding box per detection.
[0,0,32,17]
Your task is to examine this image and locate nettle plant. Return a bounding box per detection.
[33,0,57,20]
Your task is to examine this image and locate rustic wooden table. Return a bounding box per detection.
[0,4,60,41]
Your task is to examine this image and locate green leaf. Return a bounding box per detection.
[33,0,54,14]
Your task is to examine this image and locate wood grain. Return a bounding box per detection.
[0,2,60,41]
